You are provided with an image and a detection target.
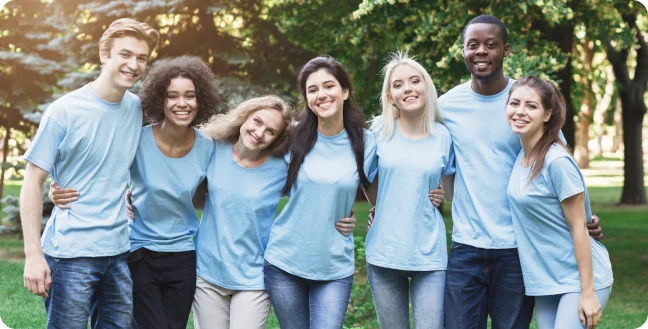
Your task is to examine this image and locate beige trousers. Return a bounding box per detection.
[193,276,271,329]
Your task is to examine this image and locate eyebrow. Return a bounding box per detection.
[307,80,336,89]
[118,49,149,58]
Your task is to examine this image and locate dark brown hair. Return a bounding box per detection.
[508,76,568,182]
[282,56,369,195]
[138,56,220,126]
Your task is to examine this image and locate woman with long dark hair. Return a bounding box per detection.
[263,56,377,329]
[505,77,613,329]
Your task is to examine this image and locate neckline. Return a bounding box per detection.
[149,125,198,162]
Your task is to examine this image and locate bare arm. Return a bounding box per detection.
[364,175,378,207]
[561,193,602,329]
[442,174,455,202]
[20,162,52,297]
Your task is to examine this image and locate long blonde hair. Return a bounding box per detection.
[378,51,443,140]
[201,95,294,156]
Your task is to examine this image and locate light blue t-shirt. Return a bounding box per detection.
[366,121,455,271]
[195,142,288,290]
[129,125,214,253]
[24,84,142,258]
[439,79,521,248]
[507,144,613,296]
[264,129,377,280]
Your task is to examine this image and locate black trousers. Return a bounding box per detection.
[128,249,196,329]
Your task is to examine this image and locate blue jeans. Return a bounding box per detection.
[535,286,612,329]
[444,242,534,329]
[367,264,445,329]
[264,261,353,329]
[44,252,133,329]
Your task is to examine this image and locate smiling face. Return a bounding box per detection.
[462,23,510,82]
[388,64,427,114]
[506,86,552,138]
[239,108,286,152]
[305,68,349,120]
[163,77,198,128]
[100,36,150,90]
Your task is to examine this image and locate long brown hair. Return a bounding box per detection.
[282,56,369,195]
[508,76,568,182]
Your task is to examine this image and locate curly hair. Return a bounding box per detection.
[200,95,295,157]
[138,56,220,126]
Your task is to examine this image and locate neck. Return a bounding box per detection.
[396,109,426,137]
[232,139,265,162]
[471,74,508,96]
[520,128,544,162]
[91,71,127,103]
[317,112,344,136]
[155,121,193,147]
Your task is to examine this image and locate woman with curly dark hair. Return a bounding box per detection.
[262,56,376,329]
[50,55,220,329]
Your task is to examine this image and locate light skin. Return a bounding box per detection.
[506,86,602,329]
[305,68,348,136]
[22,36,151,298]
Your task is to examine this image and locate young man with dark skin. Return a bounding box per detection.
[20,18,159,328]
[439,15,603,329]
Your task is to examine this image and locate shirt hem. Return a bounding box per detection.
[196,271,265,291]
[366,259,447,271]
[130,245,195,253]
[43,246,131,258]
[264,255,354,281]
[452,237,517,249]
[526,279,614,296]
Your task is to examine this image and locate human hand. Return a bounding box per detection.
[336,209,356,236]
[587,214,603,240]
[48,181,79,209]
[368,207,375,230]
[579,290,602,329]
[125,190,134,219]
[24,254,52,297]
[428,182,444,208]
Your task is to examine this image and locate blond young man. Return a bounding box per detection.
[20,18,159,328]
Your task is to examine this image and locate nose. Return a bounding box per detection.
[317,89,327,100]
[403,83,412,93]
[127,56,138,69]
[476,44,488,55]
[515,105,525,116]
[177,97,187,107]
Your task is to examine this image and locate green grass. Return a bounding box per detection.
[1,182,647,328]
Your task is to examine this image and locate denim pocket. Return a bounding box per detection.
[44,254,60,282]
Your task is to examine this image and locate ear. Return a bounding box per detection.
[99,48,109,65]
[503,43,510,58]
[342,88,349,101]
[543,109,552,123]
[461,44,466,58]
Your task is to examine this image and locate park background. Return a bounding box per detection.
[0,0,647,328]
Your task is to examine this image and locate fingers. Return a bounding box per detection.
[580,310,586,327]
[50,181,60,189]
[349,208,355,217]
[587,312,594,329]
[439,181,444,190]
[428,191,443,207]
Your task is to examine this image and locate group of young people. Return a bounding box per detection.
[20,14,612,329]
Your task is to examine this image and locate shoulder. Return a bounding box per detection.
[544,143,573,167]
[123,90,141,107]
[363,128,377,145]
[438,81,471,105]
[433,121,451,137]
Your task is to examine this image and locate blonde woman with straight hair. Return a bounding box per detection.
[365,51,455,329]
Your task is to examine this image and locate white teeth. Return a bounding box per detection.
[404,96,417,102]
[318,102,332,109]
[174,111,189,115]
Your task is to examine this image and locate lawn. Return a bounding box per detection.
[0,179,647,328]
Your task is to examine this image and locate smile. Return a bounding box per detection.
[403,96,418,102]
[317,101,333,110]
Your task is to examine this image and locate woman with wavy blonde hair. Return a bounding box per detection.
[193,95,295,329]
[365,51,454,329]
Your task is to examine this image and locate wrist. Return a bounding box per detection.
[24,245,44,258]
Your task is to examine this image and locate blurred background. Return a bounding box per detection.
[0,1,646,328]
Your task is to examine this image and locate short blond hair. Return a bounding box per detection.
[99,18,160,58]
[201,95,295,157]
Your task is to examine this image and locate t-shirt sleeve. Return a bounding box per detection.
[23,109,66,173]
[363,130,378,183]
[548,157,585,202]
[442,138,456,176]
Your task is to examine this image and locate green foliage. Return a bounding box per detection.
[0,195,19,233]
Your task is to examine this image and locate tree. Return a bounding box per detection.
[602,5,647,204]
[0,0,67,199]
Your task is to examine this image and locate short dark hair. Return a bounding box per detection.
[138,55,220,126]
[462,15,508,45]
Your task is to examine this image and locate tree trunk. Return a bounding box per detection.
[0,124,9,201]
[592,65,615,157]
[605,11,648,204]
[575,39,594,168]
[610,98,623,153]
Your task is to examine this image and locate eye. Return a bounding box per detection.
[268,130,276,137]
[120,53,129,58]
[411,78,421,84]
[393,83,402,89]
[167,95,177,99]
[307,88,317,94]
[253,118,261,124]
[508,100,518,106]
[325,84,335,89]
[186,94,196,99]
[137,57,147,63]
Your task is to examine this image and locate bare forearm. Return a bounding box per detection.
[366,177,378,206]
[20,176,45,257]
[571,225,595,292]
